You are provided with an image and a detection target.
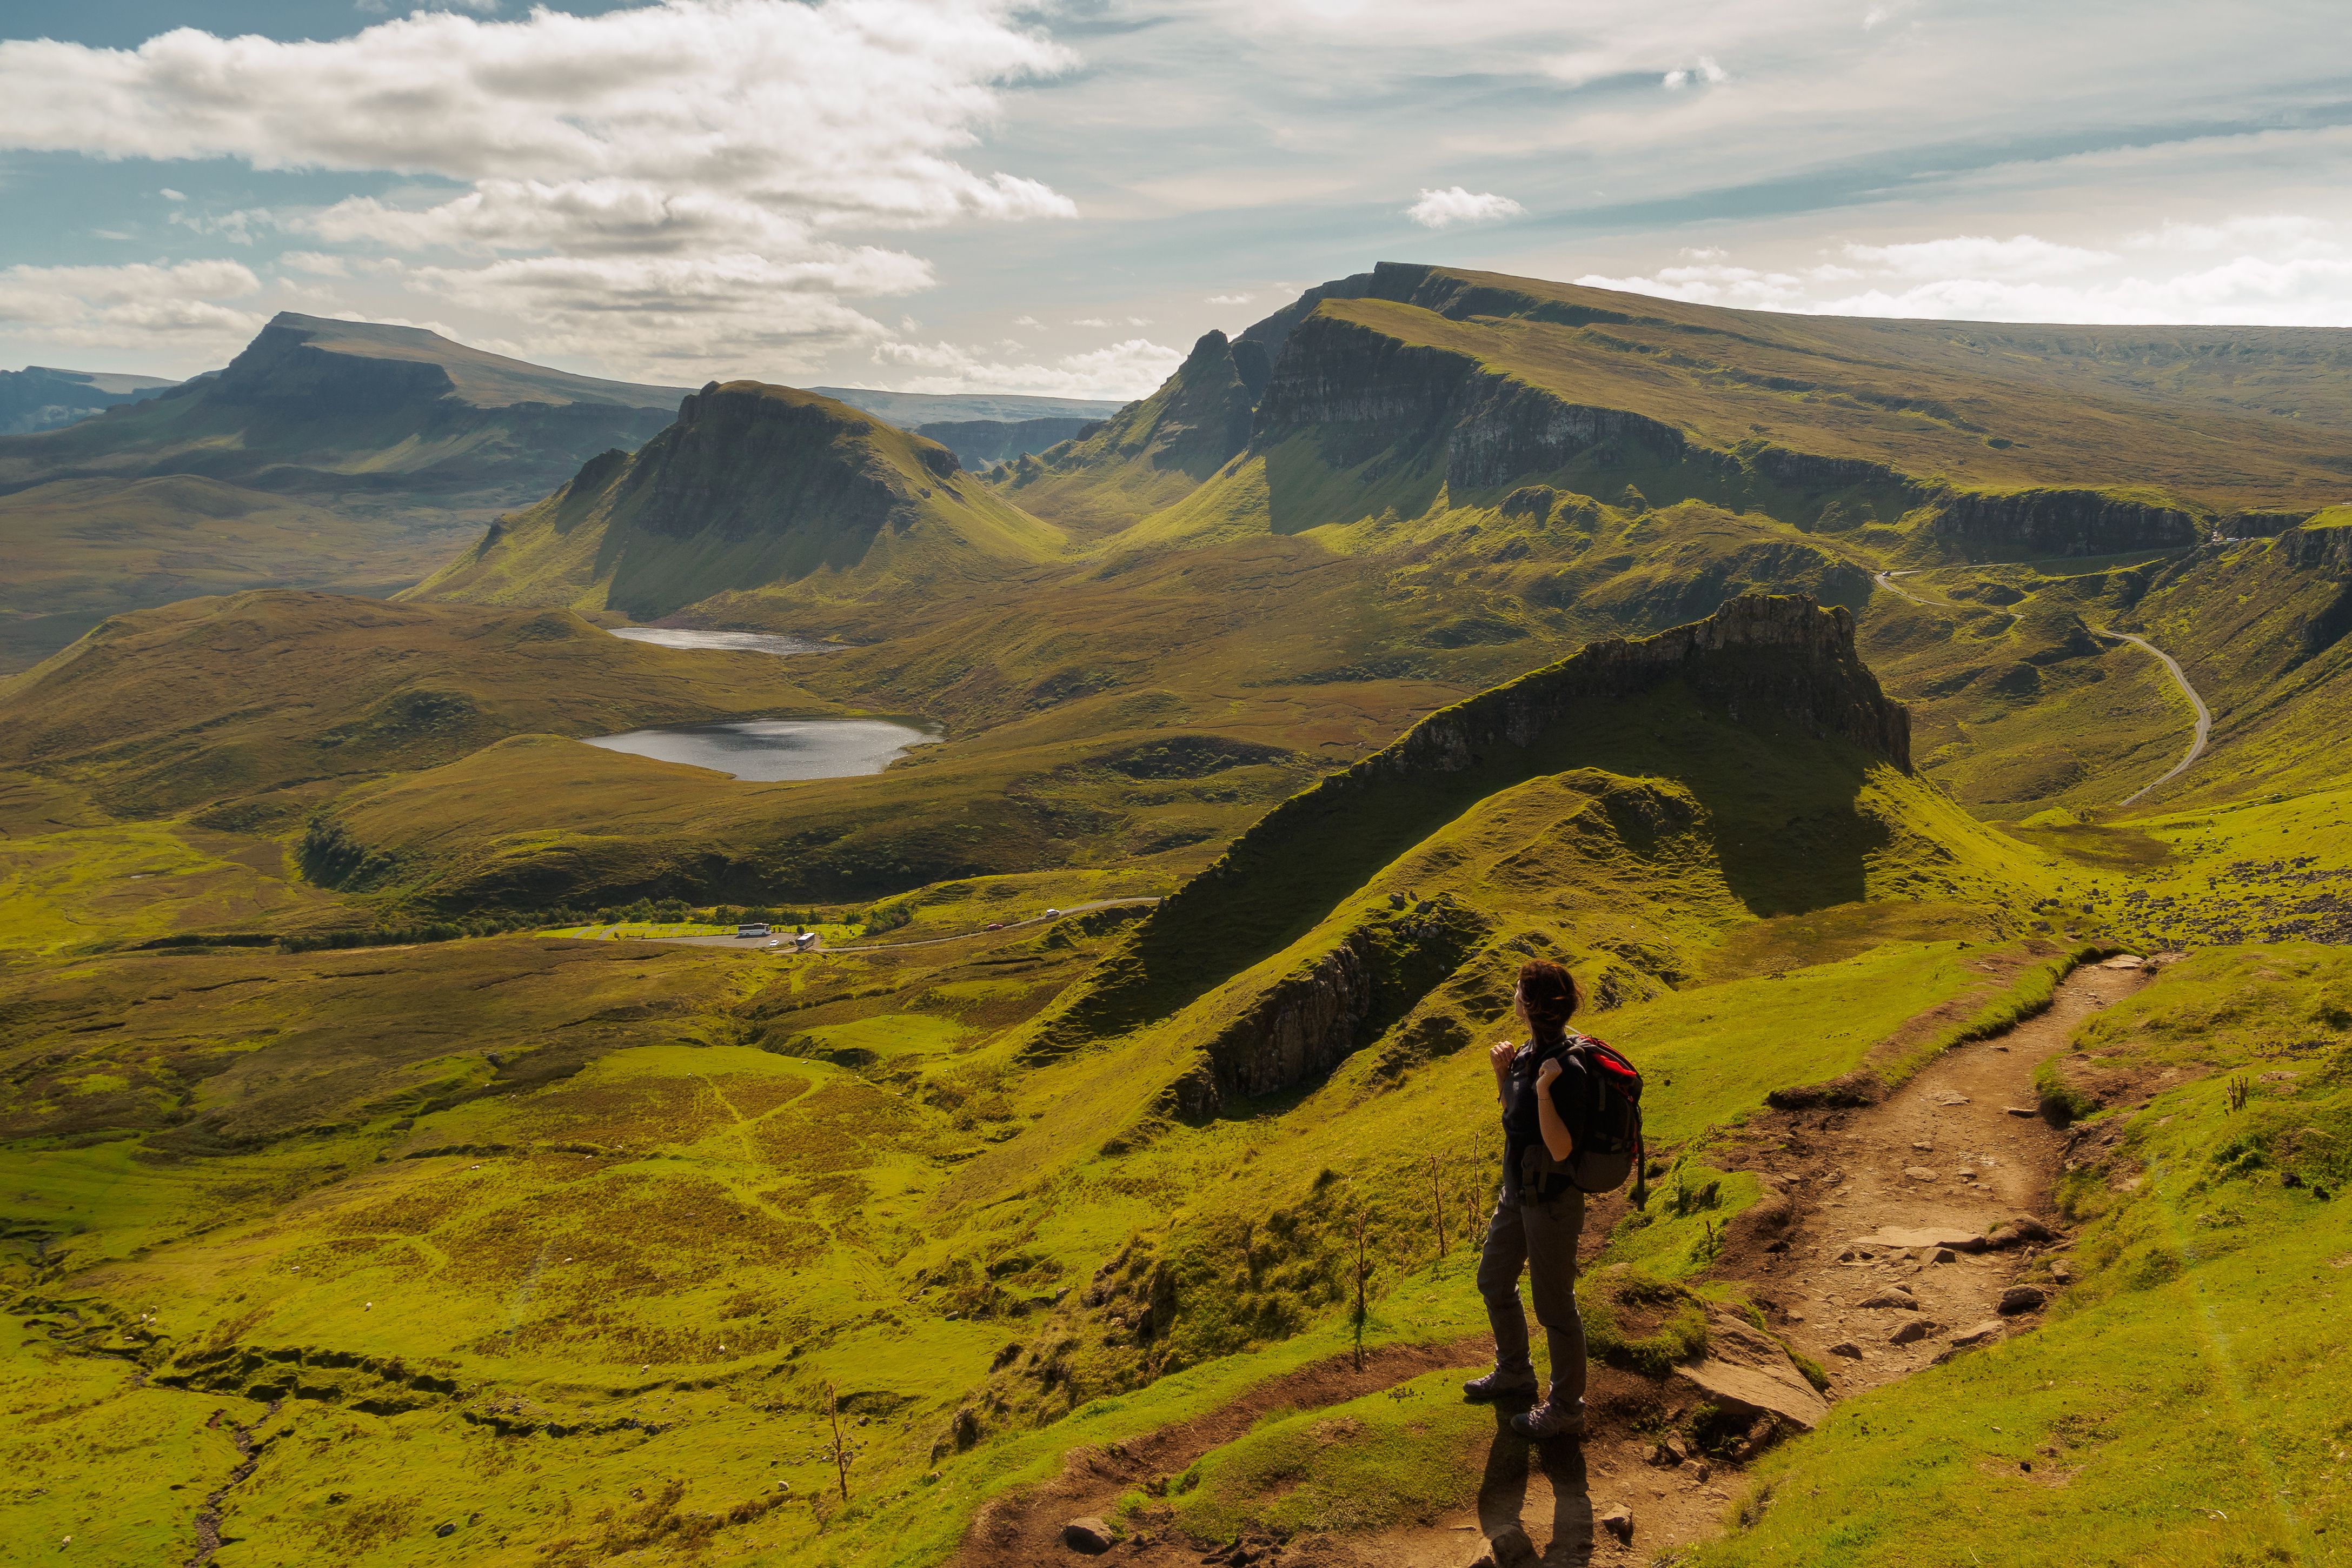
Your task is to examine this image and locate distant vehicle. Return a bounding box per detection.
[985,921,1005,931]
[792,931,820,951]
[736,922,771,938]
[1044,908,1062,918]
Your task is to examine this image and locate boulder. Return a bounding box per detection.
[1062,1517,1115,1554]
[1949,1321,2003,1348]
[1852,1225,1988,1253]
[1989,1215,2055,1247]
[1671,1307,1831,1430]
[1857,1286,1918,1310]
[1888,1318,1936,1345]
[1828,1341,1863,1359]
[1998,1285,2048,1315]
[1600,1505,1635,1543]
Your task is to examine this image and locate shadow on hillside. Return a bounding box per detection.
[1056,688,1891,1047]
[1475,1405,1594,1566]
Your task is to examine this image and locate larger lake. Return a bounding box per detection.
[583,719,939,781]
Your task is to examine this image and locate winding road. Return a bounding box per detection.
[1872,568,2213,807]
[2103,630,2213,807]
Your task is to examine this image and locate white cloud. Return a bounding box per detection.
[0,3,1075,229]
[1207,292,1255,304]
[1842,234,2115,278]
[0,259,265,350]
[872,335,1179,398]
[1071,316,1109,326]
[1011,314,1041,327]
[399,251,926,371]
[0,1,1077,373]
[1405,186,1526,229]
[1662,56,1729,89]
[1579,218,2352,327]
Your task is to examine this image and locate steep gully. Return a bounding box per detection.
[1872,570,2211,805]
[953,960,2154,1568]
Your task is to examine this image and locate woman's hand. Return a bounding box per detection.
[1535,1058,1562,1089]
[1489,1040,1517,1078]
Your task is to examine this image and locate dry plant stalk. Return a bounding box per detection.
[825,1383,852,1502]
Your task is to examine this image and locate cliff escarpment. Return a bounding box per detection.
[1032,594,1915,1054]
[992,331,1258,534]
[2278,521,2352,575]
[1922,488,2203,560]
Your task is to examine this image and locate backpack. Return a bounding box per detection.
[1517,1032,1650,1206]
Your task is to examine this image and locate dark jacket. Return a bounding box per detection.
[1501,1028,1580,1201]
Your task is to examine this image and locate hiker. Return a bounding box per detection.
[1464,958,1591,1440]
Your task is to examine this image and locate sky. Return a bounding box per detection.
[1,0,2349,398]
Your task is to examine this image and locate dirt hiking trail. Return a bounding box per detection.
[951,960,2154,1568]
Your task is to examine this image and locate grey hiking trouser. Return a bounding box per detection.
[1477,1185,1587,1405]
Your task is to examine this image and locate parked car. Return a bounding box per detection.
[736,922,771,938]
[1044,908,1062,918]
[985,921,1005,931]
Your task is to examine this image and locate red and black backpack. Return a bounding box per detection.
[1553,1032,1650,1203]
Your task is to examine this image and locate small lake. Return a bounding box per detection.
[608,626,842,656]
[583,719,939,781]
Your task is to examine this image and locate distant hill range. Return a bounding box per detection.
[0,364,180,435]
[811,385,1122,470]
[0,314,692,672]
[0,312,687,501]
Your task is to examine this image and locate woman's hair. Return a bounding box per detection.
[1516,959,1582,1034]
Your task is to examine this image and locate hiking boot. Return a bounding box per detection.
[1461,1367,1539,1403]
[1510,1394,1586,1441]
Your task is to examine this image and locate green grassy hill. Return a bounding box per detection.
[405,382,1064,625]
[0,595,2075,1566]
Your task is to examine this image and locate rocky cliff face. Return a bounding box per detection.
[1161,894,1490,1119]
[211,318,457,414]
[1370,592,1911,779]
[615,381,955,542]
[1924,489,2201,559]
[2279,523,2352,575]
[1251,307,1691,490]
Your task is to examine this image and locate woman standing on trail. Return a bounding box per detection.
[1462,959,1589,1440]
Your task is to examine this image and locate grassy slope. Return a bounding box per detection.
[0,590,840,822]
[0,475,483,675]
[11,677,2352,1565]
[1692,945,2352,1567]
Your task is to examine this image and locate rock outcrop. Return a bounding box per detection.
[1924,488,2202,559]
[2278,522,2352,575]
[1359,593,1910,783]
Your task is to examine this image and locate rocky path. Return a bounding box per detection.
[947,960,2153,1568]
